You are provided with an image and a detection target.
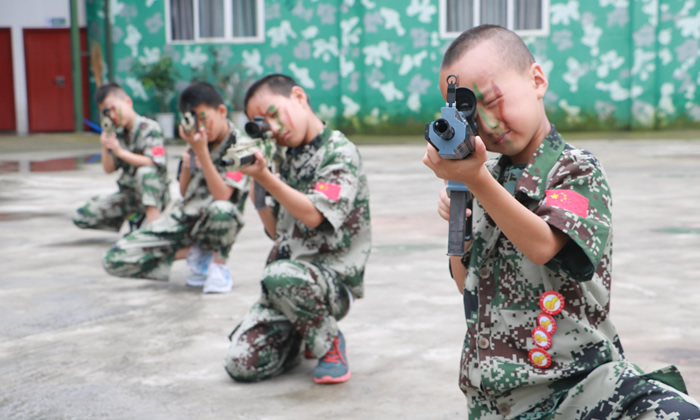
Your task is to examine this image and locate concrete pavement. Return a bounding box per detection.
[1,134,700,419]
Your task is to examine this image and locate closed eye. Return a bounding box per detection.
[484,97,501,108]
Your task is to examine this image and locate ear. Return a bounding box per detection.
[217,103,228,117]
[124,95,133,107]
[530,63,548,100]
[290,85,308,106]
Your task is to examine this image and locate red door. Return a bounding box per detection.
[24,28,89,132]
[0,28,16,131]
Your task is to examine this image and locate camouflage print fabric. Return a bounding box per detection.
[224,124,370,382]
[266,124,372,299]
[457,126,699,419]
[466,364,700,419]
[181,121,250,216]
[113,115,169,194]
[102,121,250,281]
[224,260,350,382]
[73,165,169,231]
[103,200,244,281]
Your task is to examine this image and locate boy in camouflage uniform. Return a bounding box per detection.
[103,82,250,294]
[73,83,169,231]
[224,74,371,384]
[423,25,700,419]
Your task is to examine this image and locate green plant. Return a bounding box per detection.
[191,47,254,112]
[133,54,179,113]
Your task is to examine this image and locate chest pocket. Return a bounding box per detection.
[492,236,545,310]
[498,308,538,352]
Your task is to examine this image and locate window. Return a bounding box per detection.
[167,0,264,43]
[440,0,549,38]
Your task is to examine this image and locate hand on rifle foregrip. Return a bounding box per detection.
[222,116,283,209]
[425,74,478,256]
[100,109,115,137]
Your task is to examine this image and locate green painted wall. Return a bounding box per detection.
[86,0,700,134]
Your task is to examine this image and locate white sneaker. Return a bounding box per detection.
[203,263,233,294]
[186,246,213,287]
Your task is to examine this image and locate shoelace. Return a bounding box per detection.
[321,336,346,365]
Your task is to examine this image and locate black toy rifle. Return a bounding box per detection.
[176,109,198,180]
[100,108,115,136]
[222,116,281,210]
[425,74,478,256]
[100,109,116,156]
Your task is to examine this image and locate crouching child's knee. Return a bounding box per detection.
[206,200,237,219]
[223,345,262,383]
[102,242,126,276]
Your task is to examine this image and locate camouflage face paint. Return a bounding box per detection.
[472,83,499,131]
[471,83,484,101]
[268,105,286,139]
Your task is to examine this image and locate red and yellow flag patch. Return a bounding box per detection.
[315,181,341,201]
[226,171,243,182]
[545,189,588,218]
[151,145,165,156]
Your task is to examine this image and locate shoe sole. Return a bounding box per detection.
[313,370,351,384]
[203,284,233,294]
[186,280,206,287]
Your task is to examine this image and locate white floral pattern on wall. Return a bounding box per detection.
[87,0,700,133]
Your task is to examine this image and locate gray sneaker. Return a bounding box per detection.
[203,263,233,294]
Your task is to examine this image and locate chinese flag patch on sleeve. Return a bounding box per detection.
[545,189,588,218]
[151,145,165,156]
[226,171,243,182]
[315,181,341,201]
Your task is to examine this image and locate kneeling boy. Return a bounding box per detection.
[73,82,169,231]
[224,74,372,384]
[103,82,249,293]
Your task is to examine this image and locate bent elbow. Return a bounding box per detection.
[525,246,559,266]
[303,213,325,229]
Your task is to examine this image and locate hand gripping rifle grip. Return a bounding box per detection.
[253,180,267,210]
[446,182,473,256]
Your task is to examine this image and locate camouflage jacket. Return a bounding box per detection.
[114,115,168,190]
[267,125,372,299]
[459,127,623,417]
[178,121,250,216]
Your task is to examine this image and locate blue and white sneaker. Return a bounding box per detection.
[185,246,213,287]
[313,331,351,384]
[203,263,233,294]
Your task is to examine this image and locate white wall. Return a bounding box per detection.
[0,0,87,135]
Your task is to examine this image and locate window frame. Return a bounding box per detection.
[439,0,550,39]
[165,0,265,44]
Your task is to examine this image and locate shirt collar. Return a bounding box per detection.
[286,123,331,160]
[495,125,565,201]
[209,120,236,160]
[126,114,143,142]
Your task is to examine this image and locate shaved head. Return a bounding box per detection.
[441,24,535,74]
[95,82,128,106]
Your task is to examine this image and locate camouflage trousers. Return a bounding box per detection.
[73,165,169,232]
[102,200,244,281]
[224,260,350,382]
[466,363,700,419]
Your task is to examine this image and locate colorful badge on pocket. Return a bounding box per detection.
[537,312,557,335]
[539,291,565,315]
[528,348,552,369]
[532,326,552,350]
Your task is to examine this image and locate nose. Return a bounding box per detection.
[267,117,281,134]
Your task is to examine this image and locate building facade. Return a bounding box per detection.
[6,0,699,135]
[1,0,88,135]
